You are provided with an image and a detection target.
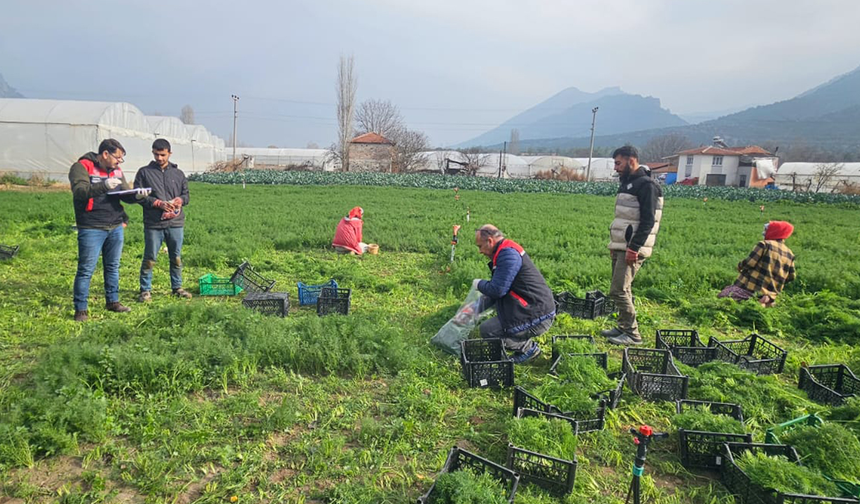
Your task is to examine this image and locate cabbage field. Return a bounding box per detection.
[1,177,860,503]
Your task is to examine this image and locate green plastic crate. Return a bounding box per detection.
[765,414,860,499]
[199,273,243,296]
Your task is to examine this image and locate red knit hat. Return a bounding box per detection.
[348,206,363,219]
[765,221,794,240]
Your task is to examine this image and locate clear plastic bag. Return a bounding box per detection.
[431,286,484,357]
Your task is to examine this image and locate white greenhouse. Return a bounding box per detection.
[0,98,225,180]
[775,162,860,192]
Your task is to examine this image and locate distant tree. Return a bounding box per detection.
[180,105,195,125]
[392,129,429,172]
[354,99,403,140]
[267,144,278,149]
[458,148,492,176]
[306,142,319,149]
[509,129,520,155]
[812,162,844,193]
[330,55,358,172]
[640,134,694,162]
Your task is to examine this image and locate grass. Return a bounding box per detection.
[0,182,859,503]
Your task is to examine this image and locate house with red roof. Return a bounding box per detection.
[666,137,778,187]
[348,132,394,172]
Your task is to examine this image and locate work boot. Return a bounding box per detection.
[510,345,542,364]
[600,327,624,338]
[137,290,152,303]
[172,288,192,299]
[74,310,88,322]
[608,333,643,346]
[105,301,131,313]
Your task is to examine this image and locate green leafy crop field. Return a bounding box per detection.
[1,180,859,503]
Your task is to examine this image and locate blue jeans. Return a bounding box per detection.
[140,227,184,291]
[74,226,124,311]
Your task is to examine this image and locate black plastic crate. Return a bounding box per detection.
[623,348,689,402]
[230,261,275,293]
[719,442,858,504]
[461,339,513,388]
[513,388,606,434]
[316,286,351,316]
[708,334,788,375]
[656,329,717,367]
[242,291,290,317]
[417,446,520,503]
[0,244,19,260]
[799,364,860,407]
[506,444,577,496]
[551,335,596,363]
[297,279,338,306]
[676,399,750,470]
[548,353,625,409]
[554,292,604,320]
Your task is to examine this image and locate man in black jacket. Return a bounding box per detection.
[134,139,192,301]
[69,139,151,322]
[602,145,664,345]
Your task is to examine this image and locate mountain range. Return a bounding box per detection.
[0,74,24,98]
[460,64,860,153]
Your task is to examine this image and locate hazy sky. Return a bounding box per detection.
[2,0,859,147]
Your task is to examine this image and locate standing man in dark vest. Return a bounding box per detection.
[134,139,192,301]
[68,139,151,322]
[602,145,663,345]
[473,224,555,363]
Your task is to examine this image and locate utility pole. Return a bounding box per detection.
[499,141,507,178]
[190,139,196,172]
[231,94,239,162]
[586,106,598,181]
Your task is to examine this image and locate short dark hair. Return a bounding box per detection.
[98,139,126,156]
[612,145,639,160]
[152,139,171,152]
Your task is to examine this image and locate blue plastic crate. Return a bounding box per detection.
[297,279,337,306]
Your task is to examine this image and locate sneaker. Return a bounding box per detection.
[172,288,192,299]
[510,345,542,364]
[600,327,624,338]
[74,310,88,322]
[137,290,152,303]
[105,301,131,313]
[608,333,643,346]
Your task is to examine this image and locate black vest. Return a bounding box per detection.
[488,239,555,334]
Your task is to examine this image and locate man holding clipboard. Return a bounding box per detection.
[68,139,151,322]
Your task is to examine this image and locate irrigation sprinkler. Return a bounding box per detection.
[625,425,668,504]
[450,225,461,262]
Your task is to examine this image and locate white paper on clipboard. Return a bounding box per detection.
[107,188,151,196]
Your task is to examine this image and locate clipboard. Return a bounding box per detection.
[107,188,151,196]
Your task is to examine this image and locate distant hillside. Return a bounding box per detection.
[511,63,860,153]
[457,86,624,147]
[0,74,24,98]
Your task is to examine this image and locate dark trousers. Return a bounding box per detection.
[479,316,554,353]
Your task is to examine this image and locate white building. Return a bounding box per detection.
[669,141,777,187]
[0,98,225,180]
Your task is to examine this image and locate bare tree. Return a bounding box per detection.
[812,162,844,192]
[509,129,520,155]
[306,141,319,149]
[180,105,195,125]
[641,133,694,162]
[354,99,403,139]
[458,148,492,176]
[392,129,429,172]
[332,55,358,171]
[434,151,449,174]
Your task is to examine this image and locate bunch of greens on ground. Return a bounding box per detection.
[508,416,578,461]
[779,423,860,483]
[736,450,840,496]
[432,470,509,504]
[553,337,595,357]
[828,396,860,433]
[673,404,745,434]
[685,361,812,427]
[536,355,614,414]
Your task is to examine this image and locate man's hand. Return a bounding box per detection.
[105,178,121,190]
[153,199,174,211]
[625,247,639,266]
[171,197,183,208]
[471,279,481,291]
[135,188,152,200]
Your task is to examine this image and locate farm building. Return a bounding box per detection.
[348,132,394,172]
[0,98,225,180]
[233,147,335,171]
[667,138,777,187]
[775,162,860,192]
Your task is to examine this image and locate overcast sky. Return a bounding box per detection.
[2,0,859,147]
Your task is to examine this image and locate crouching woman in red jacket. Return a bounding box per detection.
[332,206,368,255]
